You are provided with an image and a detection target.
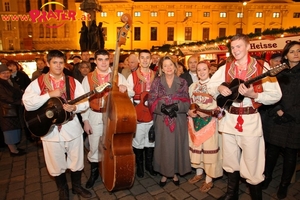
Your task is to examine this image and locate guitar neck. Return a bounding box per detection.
[244,71,270,86]
[68,90,95,105]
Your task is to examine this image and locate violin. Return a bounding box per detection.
[189,103,225,118]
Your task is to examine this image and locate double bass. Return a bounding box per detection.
[99,14,137,191]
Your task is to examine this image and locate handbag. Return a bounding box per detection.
[1,104,18,117]
[148,124,155,143]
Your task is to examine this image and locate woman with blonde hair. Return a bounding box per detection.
[148,56,191,187]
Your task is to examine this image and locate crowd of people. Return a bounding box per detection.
[0,34,299,200]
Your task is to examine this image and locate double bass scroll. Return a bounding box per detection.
[99,14,137,192]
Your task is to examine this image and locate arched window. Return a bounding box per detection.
[64,24,69,38]
[39,24,44,38]
[44,0,49,11]
[63,0,68,10]
[25,0,30,13]
[38,0,42,9]
[46,24,50,38]
[52,24,57,38]
[27,24,33,36]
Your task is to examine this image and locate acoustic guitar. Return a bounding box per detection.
[24,82,111,137]
[216,63,289,108]
[135,91,152,122]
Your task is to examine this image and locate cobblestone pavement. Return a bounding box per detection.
[0,137,299,200]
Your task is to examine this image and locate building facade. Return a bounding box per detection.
[0,0,299,52]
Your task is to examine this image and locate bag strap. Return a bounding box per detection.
[65,76,71,101]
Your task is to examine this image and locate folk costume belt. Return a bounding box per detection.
[228,106,257,115]
[90,107,105,113]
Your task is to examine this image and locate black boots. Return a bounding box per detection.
[85,162,99,188]
[248,183,262,200]
[133,147,144,178]
[262,143,280,190]
[277,184,289,199]
[219,171,240,200]
[277,147,297,199]
[54,173,69,200]
[71,171,92,198]
[144,147,157,176]
[263,143,297,199]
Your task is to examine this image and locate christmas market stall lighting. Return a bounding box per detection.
[1,26,300,58]
[149,26,300,54]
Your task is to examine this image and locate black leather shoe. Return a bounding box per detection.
[159,180,167,187]
[262,177,272,190]
[10,151,26,157]
[17,148,26,152]
[277,184,288,199]
[172,179,180,186]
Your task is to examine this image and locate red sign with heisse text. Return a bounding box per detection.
[249,35,300,52]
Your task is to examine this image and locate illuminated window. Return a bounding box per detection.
[64,24,69,38]
[150,27,157,41]
[44,0,49,11]
[101,12,107,17]
[46,24,50,38]
[293,12,300,18]
[39,24,44,38]
[219,28,226,38]
[134,27,141,41]
[51,0,55,10]
[185,12,192,17]
[134,12,141,17]
[117,11,123,17]
[203,12,210,17]
[26,0,30,13]
[63,0,68,9]
[6,21,12,31]
[52,24,57,38]
[150,12,158,17]
[220,12,227,18]
[237,12,243,18]
[236,28,242,34]
[167,27,174,41]
[168,12,175,17]
[27,24,33,36]
[9,40,13,50]
[4,2,10,11]
[185,27,192,40]
[256,12,263,18]
[273,12,280,18]
[38,0,42,9]
[255,28,262,34]
[203,28,209,41]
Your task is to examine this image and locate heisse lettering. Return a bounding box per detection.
[250,42,278,49]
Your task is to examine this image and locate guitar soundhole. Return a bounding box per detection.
[45,110,54,119]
